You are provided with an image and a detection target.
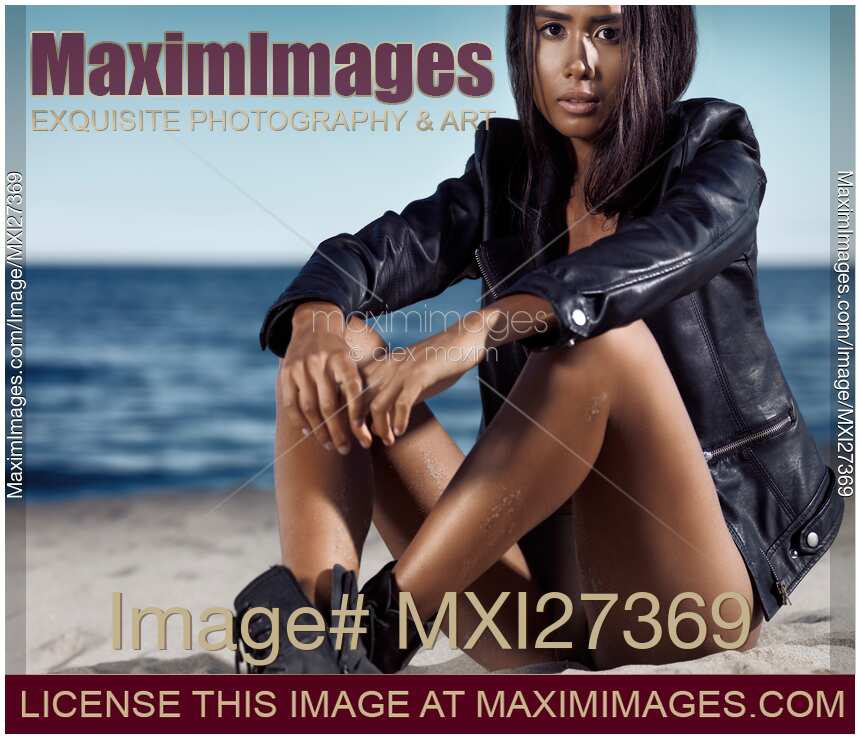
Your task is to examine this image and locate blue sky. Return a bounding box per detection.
[25,5,831,265]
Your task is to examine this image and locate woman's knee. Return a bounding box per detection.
[581,320,658,364]
[532,320,657,394]
[538,320,654,367]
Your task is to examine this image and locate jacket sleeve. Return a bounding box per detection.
[259,152,484,357]
[494,100,768,351]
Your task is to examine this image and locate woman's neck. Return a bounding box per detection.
[567,137,595,185]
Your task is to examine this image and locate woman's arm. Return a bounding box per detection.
[260,151,484,357]
[361,292,556,445]
[494,100,767,351]
[265,148,485,453]
[278,289,555,452]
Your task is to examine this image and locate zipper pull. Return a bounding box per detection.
[777,580,792,606]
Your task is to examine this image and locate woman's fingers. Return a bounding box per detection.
[369,379,402,446]
[282,348,379,454]
[291,362,332,450]
[392,382,421,437]
[279,363,307,432]
[330,354,373,449]
[307,357,352,455]
[363,356,429,445]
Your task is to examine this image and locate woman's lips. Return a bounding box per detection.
[557,99,600,115]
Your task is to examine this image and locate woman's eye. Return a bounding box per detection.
[538,22,566,39]
[595,26,621,43]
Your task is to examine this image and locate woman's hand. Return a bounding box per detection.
[361,320,487,446]
[279,302,373,454]
[280,294,556,452]
[358,294,558,445]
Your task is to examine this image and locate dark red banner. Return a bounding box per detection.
[4,674,854,733]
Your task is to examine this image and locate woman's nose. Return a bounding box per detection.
[564,38,596,79]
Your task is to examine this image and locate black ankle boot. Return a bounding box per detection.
[359,560,437,674]
[234,564,380,674]
[328,564,382,674]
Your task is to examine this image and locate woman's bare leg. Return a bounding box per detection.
[392,319,763,669]
[274,363,374,611]
[370,402,585,668]
[274,318,584,668]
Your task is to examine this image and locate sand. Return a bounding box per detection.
[21,486,854,675]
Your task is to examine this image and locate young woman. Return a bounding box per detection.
[234,5,843,674]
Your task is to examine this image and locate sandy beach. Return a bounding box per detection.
[23,485,854,675]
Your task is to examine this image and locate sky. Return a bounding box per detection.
[24,5,832,265]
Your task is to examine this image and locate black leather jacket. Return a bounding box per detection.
[260,97,843,621]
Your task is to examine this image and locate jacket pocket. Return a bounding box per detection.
[795,466,843,556]
[702,403,795,462]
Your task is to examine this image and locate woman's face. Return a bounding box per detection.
[532,5,624,141]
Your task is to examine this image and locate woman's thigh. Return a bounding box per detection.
[516,499,591,657]
[555,321,763,669]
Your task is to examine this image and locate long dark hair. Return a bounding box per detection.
[505,6,697,251]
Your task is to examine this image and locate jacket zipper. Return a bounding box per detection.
[762,550,792,606]
[474,247,498,300]
[701,410,793,462]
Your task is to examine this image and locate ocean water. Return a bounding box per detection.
[24,266,831,499]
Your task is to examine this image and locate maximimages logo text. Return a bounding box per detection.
[31,33,494,101]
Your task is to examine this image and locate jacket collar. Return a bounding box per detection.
[475,106,686,282]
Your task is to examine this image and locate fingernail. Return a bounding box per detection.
[338,445,350,455]
[301,427,310,436]
[323,441,334,451]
